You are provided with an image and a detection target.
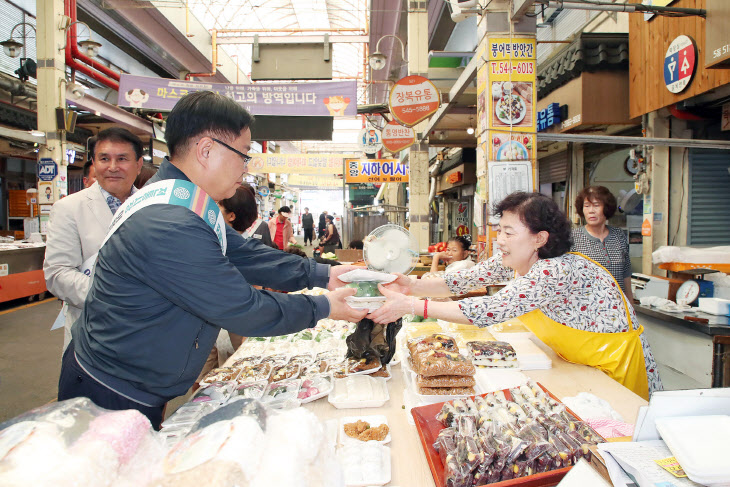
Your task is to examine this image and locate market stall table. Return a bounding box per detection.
[223,335,648,487]
[635,303,730,390]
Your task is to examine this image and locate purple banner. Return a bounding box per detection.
[118,74,357,116]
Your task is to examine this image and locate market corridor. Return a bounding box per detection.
[0,298,62,422]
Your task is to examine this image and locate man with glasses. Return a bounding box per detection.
[58,91,366,427]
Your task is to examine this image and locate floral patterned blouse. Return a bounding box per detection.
[444,252,663,394]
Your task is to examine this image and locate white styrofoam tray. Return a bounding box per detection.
[656,415,730,486]
[328,375,390,409]
[338,415,392,445]
[337,443,391,487]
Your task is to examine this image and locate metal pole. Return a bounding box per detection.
[540,1,705,16]
[537,132,730,150]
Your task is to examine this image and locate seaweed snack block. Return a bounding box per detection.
[468,341,519,368]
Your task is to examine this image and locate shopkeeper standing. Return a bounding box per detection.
[59,91,366,427]
[370,192,662,399]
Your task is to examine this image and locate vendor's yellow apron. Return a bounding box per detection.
[514,252,649,400]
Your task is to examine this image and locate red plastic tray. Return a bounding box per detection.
[410,382,597,487]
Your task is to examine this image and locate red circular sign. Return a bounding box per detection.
[456,225,469,236]
[389,75,440,127]
[381,121,416,153]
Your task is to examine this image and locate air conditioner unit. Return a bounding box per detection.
[447,0,479,23]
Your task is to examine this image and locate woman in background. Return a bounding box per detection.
[321,214,341,253]
[226,184,275,248]
[571,186,634,303]
[430,235,475,274]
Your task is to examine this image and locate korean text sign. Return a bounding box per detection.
[345,159,409,183]
[118,74,357,116]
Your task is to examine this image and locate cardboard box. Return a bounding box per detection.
[335,249,363,262]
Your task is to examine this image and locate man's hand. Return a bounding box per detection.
[326,264,361,291]
[367,284,413,324]
[380,273,415,295]
[326,287,368,322]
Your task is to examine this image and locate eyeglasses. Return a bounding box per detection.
[210,137,252,166]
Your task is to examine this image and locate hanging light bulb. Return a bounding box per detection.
[466,116,475,135]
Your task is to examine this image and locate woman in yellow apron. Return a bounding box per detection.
[370,192,661,399]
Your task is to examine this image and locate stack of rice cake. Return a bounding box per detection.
[408,334,476,395]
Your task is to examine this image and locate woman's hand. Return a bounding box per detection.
[381,273,415,295]
[367,284,416,324]
[435,251,452,264]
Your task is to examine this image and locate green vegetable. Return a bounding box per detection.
[344,281,382,297]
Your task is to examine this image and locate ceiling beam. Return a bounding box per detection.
[66,89,152,135]
[217,35,369,44]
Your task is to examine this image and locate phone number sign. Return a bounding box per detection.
[664,35,697,94]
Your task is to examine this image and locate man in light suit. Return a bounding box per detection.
[44,127,143,351]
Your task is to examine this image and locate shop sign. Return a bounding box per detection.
[358,128,383,154]
[389,75,440,127]
[287,174,343,189]
[381,121,416,153]
[117,74,357,116]
[490,133,534,161]
[487,38,536,132]
[537,103,562,131]
[448,172,463,184]
[258,186,270,197]
[663,35,697,94]
[247,153,357,175]
[706,0,730,68]
[641,218,652,236]
[345,159,408,184]
[37,158,57,182]
[456,225,469,236]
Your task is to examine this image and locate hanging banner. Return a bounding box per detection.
[381,121,416,153]
[287,174,343,189]
[247,153,356,175]
[345,159,409,184]
[389,75,440,127]
[118,74,357,116]
[487,38,536,132]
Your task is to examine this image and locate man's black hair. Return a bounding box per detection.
[93,127,144,161]
[83,160,93,178]
[278,206,291,214]
[165,91,254,159]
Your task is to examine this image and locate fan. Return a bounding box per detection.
[363,224,419,275]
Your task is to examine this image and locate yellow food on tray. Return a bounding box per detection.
[488,318,530,334]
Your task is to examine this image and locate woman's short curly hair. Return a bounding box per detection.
[494,192,573,259]
[575,186,617,219]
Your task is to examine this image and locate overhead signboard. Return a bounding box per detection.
[381,121,416,153]
[663,35,697,94]
[247,153,356,175]
[345,159,409,184]
[388,75,440,127]
[118,74,357,116]
[487,37,536,132]
[705,0,730,69]
[358,128,382,154]
[287,174,343,189]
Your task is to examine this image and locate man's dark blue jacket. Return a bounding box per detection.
[72,160,330,406]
